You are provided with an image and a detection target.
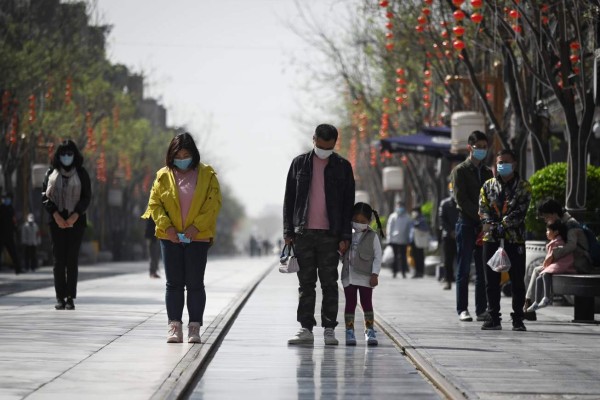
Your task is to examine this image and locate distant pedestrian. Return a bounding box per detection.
[0,193,22,274]
[42,140,91,310]
[526,220,574,313]
[480,149,531,331]
[284,124,355,346]
[439,184,459,290]
[450,130,493,322]
[21,213,41,272]
[145,218,160,278]
[385,201,412,278]
[142,132,222,344]
[341,202,383,346]
[409,206,429,278]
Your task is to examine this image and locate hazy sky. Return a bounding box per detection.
[95,0,343,218]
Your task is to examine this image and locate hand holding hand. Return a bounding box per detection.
[165,226,179,243]
[338,240,349,255]
[183,225,199,241]
[66,212,79,227]
[370,274,379,288]
[53,212,69,229]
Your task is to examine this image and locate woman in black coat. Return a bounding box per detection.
[42,139,92,310]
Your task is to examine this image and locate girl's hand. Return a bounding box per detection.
[370,274,379,288]
[165,226,180,243]
[338,240,349,255]
[183,225,199,241]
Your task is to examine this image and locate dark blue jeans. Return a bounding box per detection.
[455,219,487,315]
[160,240,210,324]
[483,241,526,322]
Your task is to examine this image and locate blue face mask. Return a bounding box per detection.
[3,198,11,206]
[60,154,74,167]
[397,207,405,214]
[497,163,513,177]
[472,148,487,161]
[173,158,192,170]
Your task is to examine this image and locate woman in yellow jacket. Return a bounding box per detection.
[142,132,221,344]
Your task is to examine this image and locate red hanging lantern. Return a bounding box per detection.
[541,16,549,25]
[385,32,394,39]
[385,22,393,30]
[570,54,580,63]
[452,0,465,6]
[396,68,405,76]
[441,30,449,38]
[386,42,394,51]
[424,0,433,4]
[396,78,407,85]
[28,94,36,123]
[424,69,431,78]
[415,25,424,33]
[379,0,389,7]
[453,10,465,21]
[540,3,549,12]
[423,7,431,16]
[453,39,465,50]
[570,42,580,50]
[417,15,427,25]
[509,9,521,19]
[512,24,522,34]
[471,0,483,8]
[386,11,394,19]
[471,12,484,24]
[453,25,466,36]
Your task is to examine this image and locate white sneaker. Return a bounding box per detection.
[526,302,539,313]
[365,328,378,346]
[323,328,338,345]
[167,321,183,343]
[459,310,473,322]
[538,297,551,309]
[188,322,201,343]
[288,328,314,344]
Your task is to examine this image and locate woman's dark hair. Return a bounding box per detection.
[165,132,200,170]
[537,198,564,218]
[51,139,84,170]
[314,124,338,142]
[353,202,385,238]
[547,220,568,241]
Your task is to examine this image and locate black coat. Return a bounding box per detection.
[41,166,92,220]
[283,151,355,241]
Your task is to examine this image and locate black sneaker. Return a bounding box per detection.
[65,298,75,310]
[512,320,526,331]
[481,319,502,330]
[523,310,537,321]
[55,299,66,310]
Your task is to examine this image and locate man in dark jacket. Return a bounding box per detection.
[439,183,459,290]
[0,193,22,274]
[283,124,355,345]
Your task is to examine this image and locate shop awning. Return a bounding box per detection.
[380,126,464,160]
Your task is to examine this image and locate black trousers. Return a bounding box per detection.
[0,235,21,273]
[443,236,456,283]
[23,245,38,271]
[50,216,86,300]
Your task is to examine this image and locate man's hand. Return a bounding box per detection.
[338,240,349,255]
[53,212,69,229]
[165,226,180,243]
[370,274,379,287]
[284,237,294,245]
[183,225,199,241]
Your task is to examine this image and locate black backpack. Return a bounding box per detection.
[568,221,600,267]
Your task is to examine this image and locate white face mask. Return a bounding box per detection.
[352,222,369,231]
[411,212,419,219]
[314,147,333,159]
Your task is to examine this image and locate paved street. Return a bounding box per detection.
[1,257,599,399]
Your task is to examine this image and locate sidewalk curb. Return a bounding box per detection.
[150,262,275,400]
[375,314,476,400]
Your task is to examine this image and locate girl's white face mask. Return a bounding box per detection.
[352,222,369,231]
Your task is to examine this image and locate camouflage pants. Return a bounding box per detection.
[294,229,340,329]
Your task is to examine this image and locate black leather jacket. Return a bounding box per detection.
[283,151,355,241]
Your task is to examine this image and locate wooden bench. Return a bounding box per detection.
[552,274,600,323]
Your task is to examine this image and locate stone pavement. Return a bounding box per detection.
[1,257,599,399]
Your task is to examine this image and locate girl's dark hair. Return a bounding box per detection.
[353,202,385,238]
[165,132,200,170]
[51,139,84,170]
[547,220,568,241]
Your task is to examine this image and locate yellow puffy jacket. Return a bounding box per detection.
[141,164,221,241]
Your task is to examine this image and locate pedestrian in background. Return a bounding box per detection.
[42,139,91,310]
[142,132,222,344]
[450,130,493,322]
[284,124,355,346]
[480,149,531,331]
[341,202,383,346]
[409,206,429,278]
[385,201,412,278]
[0,193,22,274]
[145,218,160,278]
[439,183,459,290]
[21,213,41,272]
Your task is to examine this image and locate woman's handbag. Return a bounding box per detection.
[279,243,299,273]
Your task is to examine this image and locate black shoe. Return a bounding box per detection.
[65,298,75,310]
[523,310,537,321]
[481,319,502,330]
[55,299,66,310]
[443,282,451,290]
[512,320,527,331]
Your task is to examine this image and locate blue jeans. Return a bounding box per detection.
[160,240,210,324]
[455,219,487,315]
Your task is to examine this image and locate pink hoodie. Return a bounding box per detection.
[543,236,575,274]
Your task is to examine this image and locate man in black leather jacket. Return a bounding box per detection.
[283,124,355,345]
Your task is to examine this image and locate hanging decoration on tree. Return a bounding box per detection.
[65,77,72,105]
[28,94,36,124]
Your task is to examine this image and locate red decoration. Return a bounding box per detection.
[28,94,36,123]
[396,68,405,76]
[452,0,465,6]
[386,11,394,19]
[386,42,394,51]
[417,15,427,25]
[65,77,72,105]
[423,8,431,16]
[453,25,465,36]
[385,22,393,30]
[512,25,522,34]
[471,0,483,8]
[424,0,433,4]
[453,39,465,50]
[570,42,580,50]
[453,10,465,21]
[471,12,484,24]
[509,9,521,19]
[379,0,389,6]
[415,25,424,33]
[386,32,394,39]
[570,54,580,63]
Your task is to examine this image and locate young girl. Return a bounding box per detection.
[342,202,384,346]
[526,220,575,312]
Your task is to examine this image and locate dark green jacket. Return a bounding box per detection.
[450,158,493,223]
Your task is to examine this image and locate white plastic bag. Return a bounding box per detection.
[279,244,300,273]
[487,239,511,272]
[382,245,394,268]
[413,228,430,249]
